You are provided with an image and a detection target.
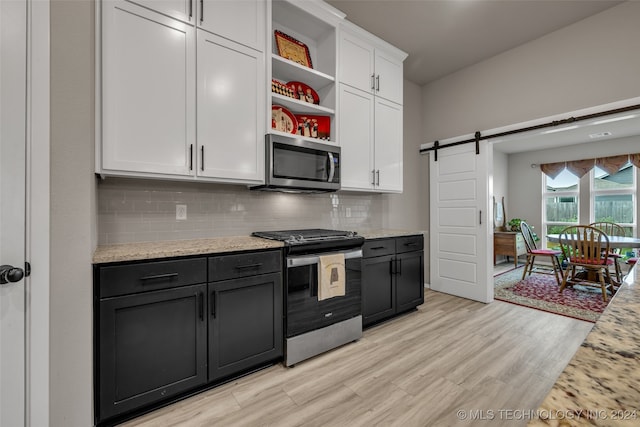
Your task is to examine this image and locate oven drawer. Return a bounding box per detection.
[209,250,281,281]
[362,239,396,257]
[98,258,207,298]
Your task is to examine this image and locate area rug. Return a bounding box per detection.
[494,267,611,323]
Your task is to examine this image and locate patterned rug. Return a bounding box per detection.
[494,267,611,322]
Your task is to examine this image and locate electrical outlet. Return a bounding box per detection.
[176,204,187,220]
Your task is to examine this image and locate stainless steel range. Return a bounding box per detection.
[252,229,364,366]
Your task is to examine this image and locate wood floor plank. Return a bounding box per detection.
[119,289,592,427]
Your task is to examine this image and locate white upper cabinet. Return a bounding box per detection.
[337,20,407,192]
[198,0,265,52]
[338,84,374,189]
[101,0,195,176]
[374,98,403,192]
[99,0,266,184]
[127,0,195,24]
[197,30,264,182]
[339,24,405,105]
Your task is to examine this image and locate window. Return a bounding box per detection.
[591,162,636,237]
[543,169,579,249]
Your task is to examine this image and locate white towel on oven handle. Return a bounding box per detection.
[318,253,346,301]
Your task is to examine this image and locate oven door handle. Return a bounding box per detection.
[287,249,362,268]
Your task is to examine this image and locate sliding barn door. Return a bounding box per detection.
[429,142,493,303]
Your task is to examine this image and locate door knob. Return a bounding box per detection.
[0,265,25,284]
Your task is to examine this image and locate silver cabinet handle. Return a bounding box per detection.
[200,0,204,23]
[200,145,204,171]
[376,75,380,92]
[371,170,376,185]
[371,74,375,90]
[189,0,193,19]
[376,170,380,186]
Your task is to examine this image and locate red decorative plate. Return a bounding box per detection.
[287,81,320,105]
[271,105,297,134]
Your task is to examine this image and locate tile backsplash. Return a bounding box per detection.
[97,178,384,245]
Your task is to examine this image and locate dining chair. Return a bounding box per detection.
[589,221,626,284]
[520,221,562,285]
[558,225,614,302]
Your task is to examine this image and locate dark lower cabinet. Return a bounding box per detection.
[362,235,424,327]
[94,250,283,426]
[98,283,208,421]
[209,273,282,381]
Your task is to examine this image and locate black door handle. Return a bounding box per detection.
[0,265,25,284]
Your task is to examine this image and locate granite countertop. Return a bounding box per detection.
[92,229,425,264]
[92,236,284,264]
[356,229,426,240]
[529,265,640,426]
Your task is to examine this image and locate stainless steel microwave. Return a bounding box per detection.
[251,134,341,193]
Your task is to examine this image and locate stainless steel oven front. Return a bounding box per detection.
[284,248,362,366]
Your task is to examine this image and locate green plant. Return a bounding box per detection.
[508,218,524,232]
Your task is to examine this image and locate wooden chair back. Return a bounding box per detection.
[519,221,537,253]
[589,221,627,238]
[558,225,610,267]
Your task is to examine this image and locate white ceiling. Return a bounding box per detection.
[326,0,622,86]
[326,0,639,153]
[490,108,640,154]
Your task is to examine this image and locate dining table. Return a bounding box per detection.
[546,234,640,249]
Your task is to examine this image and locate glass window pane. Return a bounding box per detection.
[593,163,634,190]
[545,196,578,222]
[546,169,579,192]
[594,194,634,223]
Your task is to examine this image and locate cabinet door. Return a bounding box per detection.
[126,0,195,23]
[362,254,395,327]
[208,273,283,381]
[395,251,425,313]
[197,30,265,183]
[338,84,374,190]
[374,98,403,192]
[101,1,195,176]
[374,50,403,105]
[339,31,375,93]
[199,0,265,52]
[98,284,207,421]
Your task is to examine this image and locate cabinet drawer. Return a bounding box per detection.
[209,250,281,281]
[99,258,207,298]
[395,235,424,254]
[362,238,395,258]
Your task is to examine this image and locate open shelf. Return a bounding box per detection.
[271,93,334,115]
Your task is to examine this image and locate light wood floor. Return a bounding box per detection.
[120,287,593,427]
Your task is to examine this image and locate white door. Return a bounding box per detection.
[374,98,403,192]
[429,142,493,302]
[338,84,374,190]
[374,50,403,105]
[127,0,194,23]
[101,0,195,176]
[338,31,374,93]
[196,30,264,183]
[199,0,265,52]
[1,0,27,424]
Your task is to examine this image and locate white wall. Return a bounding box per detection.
[50,0,95,425]
[421,1,640,143]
